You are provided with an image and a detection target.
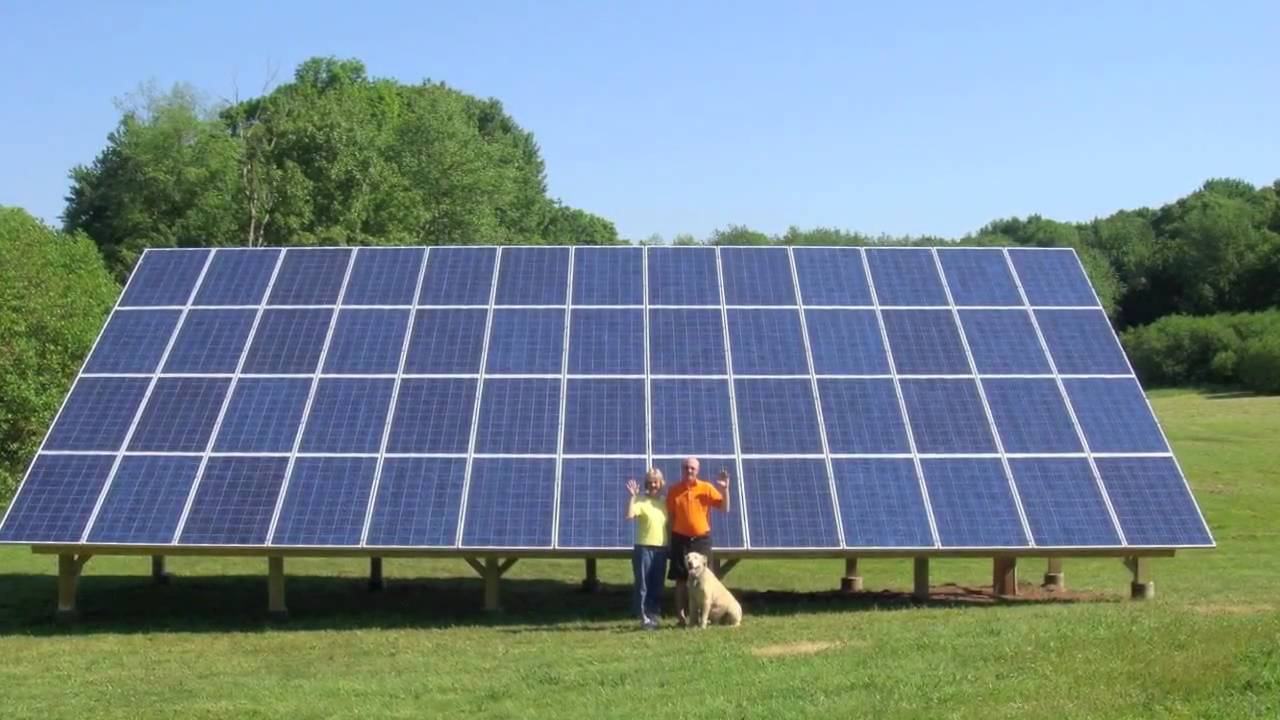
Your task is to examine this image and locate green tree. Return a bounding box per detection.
[0,208,119,505]
[707,224,771,246]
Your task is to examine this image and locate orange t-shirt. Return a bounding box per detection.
[666,479,725,537]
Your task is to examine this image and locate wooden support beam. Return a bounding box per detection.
[151,555,169,585]
[464,557,485,577]
[1043,557,1064,591]
[368,557,384,592]
[1125,557,1154,600]
[993,556,1018,596]
[717,558,740,579]
[581,557,600,593]
[56,553,84,622]
[840,557,863,593]
[497,558,518,576]
[912,557,929,601]
[268,556,288,620]
[484,557,501,612]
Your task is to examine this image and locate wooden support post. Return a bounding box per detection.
[581,557,600,593]
[912,557,929,601]
[484,557,501,612]
[841,557,863,593]
[717,558,739,579]
[151,555,169,585]
[57,553,82,622]
[368,557,384,592]
[1043,557,1064,591]
[1125,557,1154,600]
[268,556,287,620]
[993,556,1018,596]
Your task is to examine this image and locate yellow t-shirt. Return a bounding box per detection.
[631,496,668,547]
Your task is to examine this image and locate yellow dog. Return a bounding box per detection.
[685,551,743,628]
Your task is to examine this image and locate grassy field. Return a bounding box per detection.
[1,388,1276,718]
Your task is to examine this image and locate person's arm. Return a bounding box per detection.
[624,478,640,519]
[714,468,731,513]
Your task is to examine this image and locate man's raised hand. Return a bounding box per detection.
[717,468,730,490]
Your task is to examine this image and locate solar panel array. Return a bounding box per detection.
[0,246,1214,551]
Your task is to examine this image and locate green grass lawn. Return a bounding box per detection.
[1,388,1277,718]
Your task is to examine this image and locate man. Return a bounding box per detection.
[666,456,731,627]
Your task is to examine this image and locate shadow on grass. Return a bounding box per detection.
[0,572,1117,635]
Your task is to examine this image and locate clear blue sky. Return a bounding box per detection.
[2,1,1277,242]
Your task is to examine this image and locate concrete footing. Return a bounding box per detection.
[840,558,863,593]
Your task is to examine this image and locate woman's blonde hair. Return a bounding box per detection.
[644,467,665,489]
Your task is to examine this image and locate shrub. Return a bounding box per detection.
[1121,310,1280,392]
[1237,334,1280,395]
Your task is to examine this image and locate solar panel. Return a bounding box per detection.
[365,457,466,547]
[272,456,377,546]
[556,458,648,549]
[831,459,934,548]
[792,248,871,306]
[1,246,1212,554]
[84,310,181,374]
[742,458,840,548]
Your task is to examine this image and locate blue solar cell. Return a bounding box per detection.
[178,456,288,545]
[562,379,646,455]
[419,247,496,305]
[818,379,910,453]
[119,249,210,307]
[343,247,424,305]
[792,248,872,306]
[882,310,970,375]
[957,310,1051,374]
[300,378,395,453]
[241,308,333,374]
[1009,248,1099,307]
[129,377,230,452]
[267,248,352,305]
[650,457,745,549]
[0,454,115,542]
[1008,458,1121,546]
[272,456,377,546]
[557,458,648,549]
[899,379,997,454]
[403,308,487,374]
[648,309,726,375]
[495,247,570,305]
[83,310,181,374]
[461,457,556,547]
[323,309,409,374]
[474,378,561,453]
[983,378,1082,453]
[195,249,280,306]
[921,458,1029,547]
[366,457,467,547]
[1035,309,1130,374]
[87,455,202,544]
[647,247,720,305]
[1096,457,1212,546]
[831,459,934,547]
[485,309,565,374]
[45,377,151,451]
[720,247,796,306]
[727,309,809,375]
[567,309,645,375]
[804,309,890,374]
[1064,378,1169,453]
[734,379,823,453]
[650,379,736,455]
[866,248,947,306]
[936,249,1022,306]
[386,378,477,453]
[213,378,311,453]
[572,247,643,305]
[743,459,840,548]
[163,309,256,373]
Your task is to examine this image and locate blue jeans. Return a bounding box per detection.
[632,545,668,620]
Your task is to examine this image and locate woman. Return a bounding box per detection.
[625,468,668,630]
